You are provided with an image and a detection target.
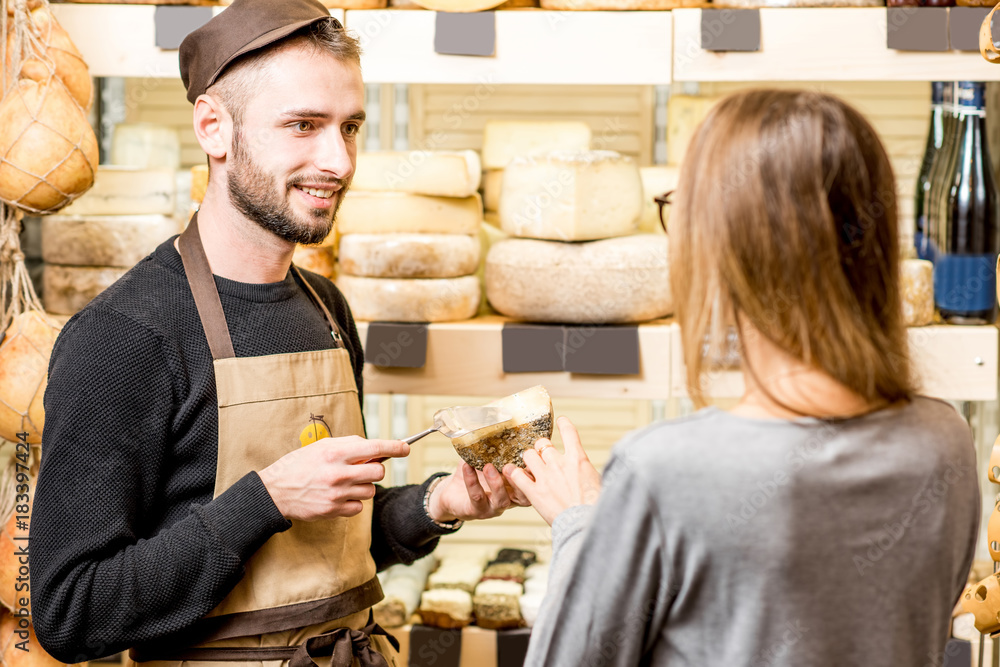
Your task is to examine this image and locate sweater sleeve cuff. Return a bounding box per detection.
[194,472,293,563]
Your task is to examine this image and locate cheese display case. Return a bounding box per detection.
[6,2,1000,666]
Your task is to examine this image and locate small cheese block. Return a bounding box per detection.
[668,95,720,166]
[42,214,179,268]
[499,151,642,241]
[191,164,209,204]
[337,275,480,323]
[374,558,435,628]
[294,245,336,280]
[428,560,484,594]
[496,548,537,566]
[486,235,672,324]
[482,121,592,170]
[473,580,523,630]
[338,233,479,279]
[901,259,934,327]
[419,589,474,629]
[336,192,483,236]
[43,265,127,315]
[110,123,181,171]
[59,166,176,216]
[482,561,525,583]
[638,165,680,234]
[482,169,503,212]
[451,385,553,471]
[541,0,679,7]
[353,150,481,198]
[519,592,545,628]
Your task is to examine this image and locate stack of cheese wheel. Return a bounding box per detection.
[41,166,179,316]
[487,149,672,324]
[481,120,591,226]
[335,150,483,322]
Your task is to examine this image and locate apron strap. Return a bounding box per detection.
[177,214,345,359]
[178,213,237,360]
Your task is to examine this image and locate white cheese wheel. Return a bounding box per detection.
[338,233,480,278]
[483,169,503,212]
[41,214,179,267]
[482,120,592,170]
[638,165,680,233]
[43,265,127,315]
[336,191,482,236]
[667,95,720,166]
[59,166,176,216]
[419,589,473,628]
[337,275,479,322]
[901,259,934,327]
[110,123,181,171]
[294,245,336,280]
[486,235,671,323]
[352,150,481,198]
[499,150,642,241]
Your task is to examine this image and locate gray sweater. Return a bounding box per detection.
[527,397,980,667]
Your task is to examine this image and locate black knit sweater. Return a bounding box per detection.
[30,238,451,662]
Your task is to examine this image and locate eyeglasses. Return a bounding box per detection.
[653,190,674,233]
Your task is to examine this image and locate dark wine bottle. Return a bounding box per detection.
[925,83,958,264]
[914,82,946,261]
[934,81,1000,325]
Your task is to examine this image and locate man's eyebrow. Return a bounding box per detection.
[278,109,367,122]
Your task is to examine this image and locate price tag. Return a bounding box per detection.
[434,11,497,57]
[886,7,949,52]
[364,322,428,368]
[408,626,462,667]
[563,325,640,376]
[502,324,565,373]
[154,6,213,50]
[950,7,993,52]
[701,9,761,52]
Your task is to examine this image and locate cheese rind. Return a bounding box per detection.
[336,191,483,236]
[43,265,127,315]
[639,165,680,234]
[352,150,481,198]
[499,150,642,241]
[451,385,553,470]
[41,214,179,267]
[338,233,480,279]
[901,259,934,327]
[59,166,176,216]
[486,235,672,323]
[336,275,480,322]
[482,121,592,170]
[419,589,474,629]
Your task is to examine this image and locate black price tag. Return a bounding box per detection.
[941,638,971,667]
[408,626,462,667]
[154,6,213,50]
[950,7,993,52]
[886,7,949,52]
[502,324,565,373]
[496,628,532,667]
[364,323,428,368]
[434,11,497,57]
[563,325,640,376]
[701,9,761,52]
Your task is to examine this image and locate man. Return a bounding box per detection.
[30,1,525,663]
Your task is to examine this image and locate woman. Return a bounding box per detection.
[504,89,981,666]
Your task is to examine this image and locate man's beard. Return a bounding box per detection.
[227,133,344,246]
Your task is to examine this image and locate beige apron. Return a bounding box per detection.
[128,215,398,667]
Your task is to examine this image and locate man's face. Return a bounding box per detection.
[226,46,364,246]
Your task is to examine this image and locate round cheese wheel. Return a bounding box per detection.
[294,245,336,279]
[337,275,480,322]
[486,235,671,323]
[41,214,179,267]
[338,233,480,278]
[43,265,127,316]
[0,311,59,444]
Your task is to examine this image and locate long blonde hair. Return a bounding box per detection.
[670,89,914,410]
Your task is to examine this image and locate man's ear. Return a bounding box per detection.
[193,94,230,160]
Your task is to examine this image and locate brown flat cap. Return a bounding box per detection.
[179,0,341,104]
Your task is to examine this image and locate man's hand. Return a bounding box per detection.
[426,462,531,523]
[259,436,410,521]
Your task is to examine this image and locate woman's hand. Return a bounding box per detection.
[427,462,531,523]
[503,416,602,526]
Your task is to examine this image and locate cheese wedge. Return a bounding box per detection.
[336,275,480,322]
[451,385,553,471]
[338,233,480,279]
[482,120,591,170]
[59,166,176,216]
[336,191,482,236]
[499,150,642,241]
[41,214,179,267]
[353,150,481,198]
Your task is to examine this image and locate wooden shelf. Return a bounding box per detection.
[346,9,673,85]
[359,317,999,402]
[672,8,1000,82]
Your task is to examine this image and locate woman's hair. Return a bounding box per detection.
[670,89,915,410]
